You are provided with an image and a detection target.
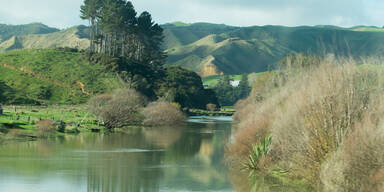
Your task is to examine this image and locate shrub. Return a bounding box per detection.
[228,55,384,189]
[0,123,6,133]
[321,105,384,192]
[206,103,217,111]
[35,119,56,137]
[142,101,186,126]
[57,121,66,133]
[98,89,147,129]
[245,135,272,170]
[87,93,113,119]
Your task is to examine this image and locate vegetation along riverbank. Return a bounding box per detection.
[0,0,224,143]
[227,53,384,191]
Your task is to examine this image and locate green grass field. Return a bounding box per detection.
[0,105,101,132]
[202,75,242,87]
[202,72,263,87]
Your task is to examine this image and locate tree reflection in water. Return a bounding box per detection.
[0,117,236,192]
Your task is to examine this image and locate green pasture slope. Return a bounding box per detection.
[0,49,121,104]
[164,23,384,75]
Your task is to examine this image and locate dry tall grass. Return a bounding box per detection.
[228,54,384,190]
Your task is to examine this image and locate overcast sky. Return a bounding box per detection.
[0,0,383,29]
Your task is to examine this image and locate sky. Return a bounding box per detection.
[0,0,383,29]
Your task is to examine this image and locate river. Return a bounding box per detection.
[0,116,236,192]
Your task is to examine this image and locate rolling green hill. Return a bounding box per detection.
[0,25,89,51]
[0,49,122,104]
[164,23,384,76]
[2,22,384,77]
[0,23,59,42]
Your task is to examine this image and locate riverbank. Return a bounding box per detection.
[0,105,103,141]
[0,115,235,192]
[228,56,384,191]
[187,107,235,116]
[0,105,234,143]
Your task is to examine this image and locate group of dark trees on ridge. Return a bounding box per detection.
[80,0,219,109]
[80,0,165,65]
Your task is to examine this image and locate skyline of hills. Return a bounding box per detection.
[1,22,384,76]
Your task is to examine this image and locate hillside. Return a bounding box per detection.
[0,23,59,42]
[2,22,384,76]
[0,49,122,104]
[164,23,384,76]
[0,25,89,51]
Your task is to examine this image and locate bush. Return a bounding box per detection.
[321,106,384,192]
[228,55,384,189]
[35,119,56,137]
[87,93,112,119]
[206,103,217,111]
[245,135,272,170]
[92,89,147,129]
[142,101,186,126]
[0,123,6,133]
[57,121,66,133]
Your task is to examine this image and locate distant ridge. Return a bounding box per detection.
[0,23,59,42]
[0,25,89,51]
[1,22,384,76]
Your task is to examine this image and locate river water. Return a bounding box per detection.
[0,116,236,192]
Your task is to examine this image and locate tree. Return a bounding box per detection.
[80,0,102,52]
[214,76,235,106]
[81,0,218,109]
[80,0,165,66]
[237,74,251,99]
[213,74,250,106]
[158,67,219,109]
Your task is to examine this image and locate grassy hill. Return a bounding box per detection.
[0,25,89,51]
[2,22,384,77]
[164,23,384,76]
[0,23,59,42]
[0,49,122,104]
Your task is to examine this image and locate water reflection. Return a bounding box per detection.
[229,169,314,192]
[0,117,234,192]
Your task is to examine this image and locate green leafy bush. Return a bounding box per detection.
[245,136,272,170]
